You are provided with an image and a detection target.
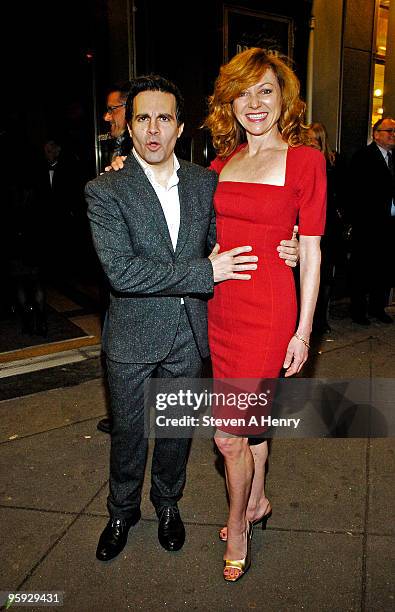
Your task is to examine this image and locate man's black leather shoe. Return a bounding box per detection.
[157,506,185,552]
[97,417,112,434]
[96,510,141,561]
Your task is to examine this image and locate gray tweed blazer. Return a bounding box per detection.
[85,155,218,363]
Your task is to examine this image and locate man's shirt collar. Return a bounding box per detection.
[132,147,180,190]
[376,142,390,159]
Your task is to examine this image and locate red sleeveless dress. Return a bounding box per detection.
[208,144,327,381]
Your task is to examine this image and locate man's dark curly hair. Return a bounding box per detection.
[125,75,184,126]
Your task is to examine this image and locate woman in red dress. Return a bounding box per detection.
[204,48,326,581]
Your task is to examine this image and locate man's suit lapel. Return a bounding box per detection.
[371,141,390,174]
[369,143,394,214]
[128,156,174,254]
[175,162,193,257]
[125,156,195,257]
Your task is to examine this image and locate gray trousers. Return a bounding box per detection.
[106,306,203,520]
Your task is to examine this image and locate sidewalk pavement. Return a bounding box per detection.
[1,305,394,612]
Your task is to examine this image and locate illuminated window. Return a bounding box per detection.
[372,0,390,125]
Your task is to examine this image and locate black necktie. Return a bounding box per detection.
[387,150,394,177]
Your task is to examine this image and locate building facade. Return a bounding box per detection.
[104,0,395,165]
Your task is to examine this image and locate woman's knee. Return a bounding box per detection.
[214,435,248,458]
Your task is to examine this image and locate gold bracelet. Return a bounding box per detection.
[294,332,310,349]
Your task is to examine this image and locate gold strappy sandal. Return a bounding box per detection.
[223,522,253,582]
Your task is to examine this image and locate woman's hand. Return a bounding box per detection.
[283,334,309,377]
[283,234,321,376]
[277,225,299,267]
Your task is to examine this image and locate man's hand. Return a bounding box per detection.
[209,244,258,282]
[104,155,127,172]
[277,225,299,267]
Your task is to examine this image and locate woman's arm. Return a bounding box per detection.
[283,235,321,377]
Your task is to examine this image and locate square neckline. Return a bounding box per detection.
[218,144,291,188]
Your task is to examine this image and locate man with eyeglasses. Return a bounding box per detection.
[96,82,134,435]
[349,116,395,325]
[102,81,133,166]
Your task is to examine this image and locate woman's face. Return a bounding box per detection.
[307,128,321,150]
[232,68,282,137]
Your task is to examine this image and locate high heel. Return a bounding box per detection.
[223,522,253,582]
[219,502,272,542]
[257,507,272,530]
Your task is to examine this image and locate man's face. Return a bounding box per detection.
[373,118,395,151]
[44,140,61,162]
[129,90,183,168]
[104,91,127,138]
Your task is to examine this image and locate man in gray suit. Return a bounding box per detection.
[86,75,298,561]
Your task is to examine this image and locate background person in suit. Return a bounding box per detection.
[101,80,133,167]
[33,137,86,282]
[86,75,298,563]
[308,122,346,334]
[349,117,395,325]
[97,81,133,435]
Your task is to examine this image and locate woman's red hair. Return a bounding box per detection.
[204,47,310,158]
